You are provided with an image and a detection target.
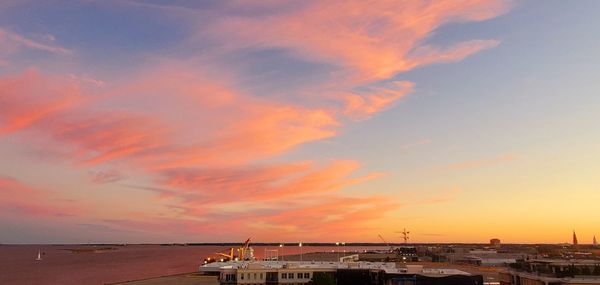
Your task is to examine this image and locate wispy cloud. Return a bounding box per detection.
[90,170,124,184]
[337,81,415,120]
[159,160,384,205]
[0,28,72,55]
[408,40,500,68]
[0,175,79,218]
[0,0,513,241]
[102,194,399,241]
[0,67,338,168]
[0,70,81,135]
[68,74,106,88]
[205,0,510,83]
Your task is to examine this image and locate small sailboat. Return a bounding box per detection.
[35,250,42,261]
[594,235,598,247]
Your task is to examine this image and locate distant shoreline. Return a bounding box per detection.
[0,242,582,246]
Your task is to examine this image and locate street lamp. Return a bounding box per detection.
[335,242,340,260]
[279,244,284,261]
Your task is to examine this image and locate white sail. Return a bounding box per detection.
[594,236,598,246]
[36,250,42,261]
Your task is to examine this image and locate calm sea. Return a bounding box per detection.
[0,244,385,285]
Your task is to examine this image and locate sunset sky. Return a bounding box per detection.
[1,0,599,244]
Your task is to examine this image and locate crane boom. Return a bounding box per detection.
[239,237,251,260]
[378,234,388,246]
[214,248,235,260]
[378,234,393,252]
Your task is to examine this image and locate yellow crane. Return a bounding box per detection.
[215,248,235,260]
[238,238,251,260]
[211,237,252,262]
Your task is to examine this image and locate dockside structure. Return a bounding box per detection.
[200,261,483,285]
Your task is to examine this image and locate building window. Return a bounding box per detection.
[260,273,263,279]
[240,273,244,280]
[304,272,310,278]
[282,273,287,279]
[254,273,257,279]
[297,273,302,279]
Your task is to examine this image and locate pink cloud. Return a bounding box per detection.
[90,170,125,184]
[0,70,173,166]
[142,159,391,241]
[160,160,384,205]
[0,0,513,241]
[257,195,398,238]
[0,68,392,239]
[0,69,338,168]
[83,66,340,169]
[102,194,398,242]
[0,70,82,134]
[337,81,414,120]
[408,40,500,67]
[53,111,170,165]
[208,0,511,82]
[176,0,512,141]
[96,157,393,241]
[0,176,79,218]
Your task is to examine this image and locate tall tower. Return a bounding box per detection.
[573,231,578,246]
[395,228,410,243]
[401,228,410,243]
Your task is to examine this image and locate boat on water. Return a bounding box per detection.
[35,250,42,261]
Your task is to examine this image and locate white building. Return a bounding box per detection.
[200,261,477,285]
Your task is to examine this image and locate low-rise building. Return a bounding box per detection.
[200,261,484,285]
[458,255,517,267]
[500,259,600,285]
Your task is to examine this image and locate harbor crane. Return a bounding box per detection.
[210,237,252,263]
[215,248,235,260]
[394,228,410,243]
[378,234,394,252]
[238,238,251,260]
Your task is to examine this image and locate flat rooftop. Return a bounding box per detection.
[200,261,471,276]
